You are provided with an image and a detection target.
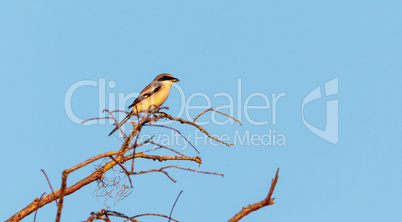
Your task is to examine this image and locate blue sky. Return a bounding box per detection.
[1,1,401,221]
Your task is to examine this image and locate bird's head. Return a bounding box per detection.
[154,73,180,83]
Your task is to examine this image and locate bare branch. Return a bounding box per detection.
[133,165,223,182]
[228,168,279,222]
[152,112,235,147]
[147,123,199,153]
[136,154,202,164]
[193,107,242,126]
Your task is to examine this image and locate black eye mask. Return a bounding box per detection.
[159,76,176,81]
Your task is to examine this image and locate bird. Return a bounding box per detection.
[108,73,180,136]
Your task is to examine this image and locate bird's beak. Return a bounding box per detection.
[173,77,180,82]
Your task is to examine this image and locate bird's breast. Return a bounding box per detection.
[138,85,171,112]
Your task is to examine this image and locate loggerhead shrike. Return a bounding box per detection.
[108,73,180,136]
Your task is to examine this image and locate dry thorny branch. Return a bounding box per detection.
[7,107,248,222]
[7,107,280,222]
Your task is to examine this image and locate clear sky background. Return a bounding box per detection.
[1,1,401,222]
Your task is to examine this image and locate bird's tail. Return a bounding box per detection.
[108,113,132,136]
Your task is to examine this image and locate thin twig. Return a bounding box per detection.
[193,107,242,126]
[40,169,58,206]
[132,213,179,222]
[143,141,187,157]
[81,110,130,124]
[33,192,46,222]
[169,190,183,222]
[131,135,154,172]
[147,123,199,154]
[103,109,127,138]
[154,112,234,147]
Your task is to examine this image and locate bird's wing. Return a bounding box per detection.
[128,83,162,109]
